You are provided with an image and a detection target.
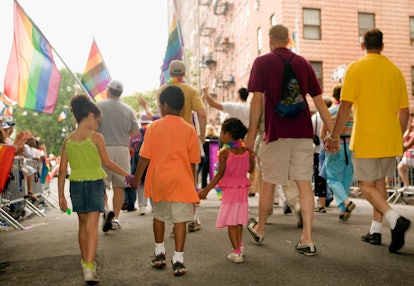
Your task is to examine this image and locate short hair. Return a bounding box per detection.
[221,118,247,140]
[269,25,289,45]
[238,87,249,101]
[159,86,184,112]
[205,124,218,138]
[322,95,333,108]
[70,94,102,123]
[363,28,383,50]
[332,85,342,102]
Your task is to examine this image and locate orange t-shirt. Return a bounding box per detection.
[139,115,200,203]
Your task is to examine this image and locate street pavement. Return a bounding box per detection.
[0,179,413,286]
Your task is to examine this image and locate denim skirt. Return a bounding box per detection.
[69,179,105,213]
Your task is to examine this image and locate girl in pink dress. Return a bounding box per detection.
[198,118,255,263]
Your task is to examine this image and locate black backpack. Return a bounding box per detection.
[272,53,306,119]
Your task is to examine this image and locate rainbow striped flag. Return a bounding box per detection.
[160,13,183,85]
[58,110,67,121]
[0,92,14,116]
[4,1,61,115]
[40,159,51,184]
[81,39,111,102]
[0,145,16,194]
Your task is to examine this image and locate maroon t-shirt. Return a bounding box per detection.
[248,48,322,143]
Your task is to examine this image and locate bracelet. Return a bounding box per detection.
[325,133,339,142]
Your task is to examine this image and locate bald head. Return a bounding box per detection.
[269,25,289,49]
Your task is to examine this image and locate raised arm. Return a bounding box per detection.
[137,97,154,120]
[202,87,223,111]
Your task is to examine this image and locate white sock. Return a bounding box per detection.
[370,220,382,234]
[173,251,184,263]
[155,242,165,255]
[384,210,400,230]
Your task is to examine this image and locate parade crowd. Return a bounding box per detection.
[1,25,412,284]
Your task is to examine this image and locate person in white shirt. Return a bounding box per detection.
[202,87,250,128]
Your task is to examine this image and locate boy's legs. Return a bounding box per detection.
[173,222,186,252]
[153,218,165,243]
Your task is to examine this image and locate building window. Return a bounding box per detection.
[358,13,375,43]
[303,8,321,40]
[270,14,276,26]
[310,61,323,88]
[257,27,262,55]
[410,17,414,46]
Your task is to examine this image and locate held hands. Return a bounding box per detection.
[125,175,139,188]
[198,188,209,200]
[323,133,340,154]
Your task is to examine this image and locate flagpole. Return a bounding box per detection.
[14,0,91,98]
[172,0,190,83]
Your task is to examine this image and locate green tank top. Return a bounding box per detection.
[66,133,107,181]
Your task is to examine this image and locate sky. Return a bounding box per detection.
[0,0,169,96]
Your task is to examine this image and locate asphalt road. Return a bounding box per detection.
[0,180,413,286]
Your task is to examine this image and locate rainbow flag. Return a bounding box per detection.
[81,39,111,102]
[58,110,67,121]
[4,1,61,115]
[40,159,51,184]
[288,31,296,50]
[0,145,16,194]
[160,13,183,85]
[0,92,14,116]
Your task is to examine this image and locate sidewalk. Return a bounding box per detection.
[0,179,413,286]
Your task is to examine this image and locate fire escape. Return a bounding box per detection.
[198,0,235,125]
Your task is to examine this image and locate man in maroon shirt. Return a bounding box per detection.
[245,24,333,256]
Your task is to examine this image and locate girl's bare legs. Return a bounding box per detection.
[78,212,100,263]
[228,225,243,250]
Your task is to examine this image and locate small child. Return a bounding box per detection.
[198,118,255,263]
[58,94,134,283]
[133,86,200,276]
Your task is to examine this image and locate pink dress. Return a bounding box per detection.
[216,150,251,228]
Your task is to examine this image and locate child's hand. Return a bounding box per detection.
[198,188,208,200]
[59,197,68,213]
[125,175,139,188]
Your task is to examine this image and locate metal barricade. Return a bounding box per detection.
[25,158,59,210]
[387,157,414,205]
[0,158,26,229]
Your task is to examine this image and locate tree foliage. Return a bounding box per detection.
[122,90,158,116]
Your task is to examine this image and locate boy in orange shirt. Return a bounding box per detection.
[133,85,200,276]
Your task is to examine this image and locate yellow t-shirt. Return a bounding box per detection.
[157,82,204,124]
[341,53,408,158]
[139,115,200,203]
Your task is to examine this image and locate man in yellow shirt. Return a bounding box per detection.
[324,29,411,252]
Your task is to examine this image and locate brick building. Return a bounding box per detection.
[170,0,414,125]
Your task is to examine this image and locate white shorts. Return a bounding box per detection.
[258,138,313,185]
[102,146,130,189]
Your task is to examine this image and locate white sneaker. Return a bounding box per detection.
[139,206,146,215]
[82,262,99,282]
[227,252,244,263]
[111,218,121,230]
